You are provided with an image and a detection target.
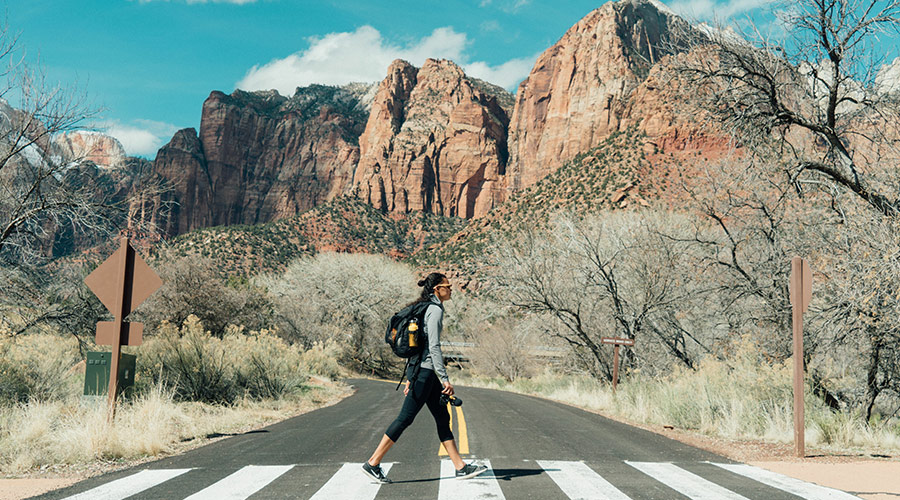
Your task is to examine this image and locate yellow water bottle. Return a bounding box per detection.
[408,320,418,347]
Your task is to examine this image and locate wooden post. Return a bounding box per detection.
[601,337,634,393]
[612,345,620,393]
[789,256,812,458]
[107,237,133,421]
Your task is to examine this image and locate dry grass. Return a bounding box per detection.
[0,382,349,475]
[0,328,351,476]
[454,337,900,456]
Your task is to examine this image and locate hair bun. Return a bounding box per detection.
[417,279,426,287]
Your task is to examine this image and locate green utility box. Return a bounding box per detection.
[83,352,136,397]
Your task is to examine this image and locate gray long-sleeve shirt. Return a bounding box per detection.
[418,294,449,383]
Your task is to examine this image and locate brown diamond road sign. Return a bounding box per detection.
[84,236,162,421]
[85,239,161,346]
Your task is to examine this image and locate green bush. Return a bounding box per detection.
[0,334,80,403]
[138,316,311,404]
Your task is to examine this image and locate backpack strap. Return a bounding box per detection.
[395,359,409,391]
[395,348,427,391]
[394,299,443,391]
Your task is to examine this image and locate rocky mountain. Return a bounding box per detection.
[144,0,703,239]
[876,56,900,95]
[352,59,511,218]
[53,131,127,169]
[151,84,374,236]
[505,0,693,190]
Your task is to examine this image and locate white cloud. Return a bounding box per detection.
[237,25,534,95]
[665,0,773,20]
[102,119,180,157]
[464,54,539,90]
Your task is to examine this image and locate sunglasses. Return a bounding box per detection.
[434,284,452,290]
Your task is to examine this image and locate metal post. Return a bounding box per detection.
[107,236,132,422]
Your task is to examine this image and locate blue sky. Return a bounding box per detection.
[4,0,822,157]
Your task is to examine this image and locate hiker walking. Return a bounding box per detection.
[362,272,487,483]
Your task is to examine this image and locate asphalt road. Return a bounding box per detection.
[35,378,860,499]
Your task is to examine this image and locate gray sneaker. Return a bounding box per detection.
[361,461,392,484]
[455,462,488,479]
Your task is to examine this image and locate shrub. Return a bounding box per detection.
[138,316,311,404]
[135,257,273,338]
[0,334,80,404]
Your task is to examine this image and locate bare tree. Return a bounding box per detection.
[491,211,718,381]
[257,252,417,377]
[134,256,273,339]
[815,211,900,421]
[0,25,109,264]
[671,0,900,216]
[0,24,128,343]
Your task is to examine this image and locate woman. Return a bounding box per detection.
[362,272,487,483]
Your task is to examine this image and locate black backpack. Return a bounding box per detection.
[385,300,442,388]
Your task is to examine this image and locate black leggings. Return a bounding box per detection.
[385,368,454,442]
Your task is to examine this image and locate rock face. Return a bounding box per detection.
[53,131,127,169]
[507,0,688,190]
[152,85,372,235]
[352,59,510,218]
[142,0,723,238]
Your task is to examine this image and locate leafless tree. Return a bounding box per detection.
[814,210,900,420]
[491,211,718,381]
[134,256,273,339]
[0,23,132,344]
[671,0,900,216]
[0,24,110,265]
[257,252,418,377]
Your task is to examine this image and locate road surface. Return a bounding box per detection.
[35,378,860,499]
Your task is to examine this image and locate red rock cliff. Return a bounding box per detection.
[507,0,689,190]
[353,59,510,218]
[152,85,370,235]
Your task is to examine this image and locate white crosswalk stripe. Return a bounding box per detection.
[61,468,192,500]
[308,462,393,500]
[438,459,505,500]
[537,460,631,500]
[711,462,863,499]
[56,459,868,499]
[626,461,750,499]
[183,465,294,500]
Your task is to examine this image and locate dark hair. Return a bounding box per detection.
[409,272,447,306]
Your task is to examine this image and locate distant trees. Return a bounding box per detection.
[491,211,718,380]
[257,252,418,377]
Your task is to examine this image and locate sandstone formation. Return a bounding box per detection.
[53,131,127,169]
[151,84,372,236]
[507,0,690,190]
[352,59,510,218]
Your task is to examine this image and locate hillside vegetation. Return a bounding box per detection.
[152,195,467,276]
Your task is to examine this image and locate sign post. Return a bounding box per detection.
[789,256,812,458]
[85,236,162,421]
[600,337,635,392]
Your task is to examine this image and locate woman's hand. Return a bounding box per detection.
[441,381,454,396]
[403,380,410,396]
